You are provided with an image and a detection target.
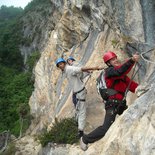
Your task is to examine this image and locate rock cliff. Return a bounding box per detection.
[15,0,155,154]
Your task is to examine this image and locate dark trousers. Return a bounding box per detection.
[82,105,126,144]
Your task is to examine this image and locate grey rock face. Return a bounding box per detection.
[140,0,155,46]
[15,0,155,155]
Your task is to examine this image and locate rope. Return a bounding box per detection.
[84,72,92,86]
[123,62,141,100]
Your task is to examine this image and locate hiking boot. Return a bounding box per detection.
[78,130,83,138]
[80,137,88,151]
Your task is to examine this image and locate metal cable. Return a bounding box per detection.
[127,42,155,64]
[140,48,155,64]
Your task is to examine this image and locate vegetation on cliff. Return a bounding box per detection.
[0,5,40,136]
[38,118,79,147]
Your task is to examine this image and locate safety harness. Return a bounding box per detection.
[113,62,141,114]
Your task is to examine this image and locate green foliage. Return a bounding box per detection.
[0,5,23,22]
[121,34,133,43]
[38,118,79,147]
[111,39,120,48]
[26,51,41,72]
[0,65,34,136]
[21,37,33,46]
[0,5,35,137]
[17,103,33,134]
[0,6,24,70]
[25,0,52,12]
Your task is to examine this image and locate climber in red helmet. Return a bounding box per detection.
[80,51,140,151]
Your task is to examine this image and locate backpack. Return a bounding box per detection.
[96,70,118,100]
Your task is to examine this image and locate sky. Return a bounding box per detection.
[0,0,32,9]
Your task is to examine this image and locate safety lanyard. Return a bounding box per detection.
[123,62,141,100]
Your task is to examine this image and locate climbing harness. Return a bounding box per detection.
[113,60,141,114]
[96,70,122,101]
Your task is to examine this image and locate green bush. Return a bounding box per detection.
[38,118,78,147]
[0,5,37,137]
[25,0,52,12]
[0,17,24,70]
[26,51,41,72]
[111,39,120,48]
[17,103,33,134]
[0,65,34,136]
[0,5,23,21]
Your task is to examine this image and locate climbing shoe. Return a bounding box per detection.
[80,137,88,151]
[78,130,83,138]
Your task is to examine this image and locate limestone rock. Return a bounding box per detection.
[15,0,155,154]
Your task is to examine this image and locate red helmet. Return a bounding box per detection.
[103,51,117,63]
